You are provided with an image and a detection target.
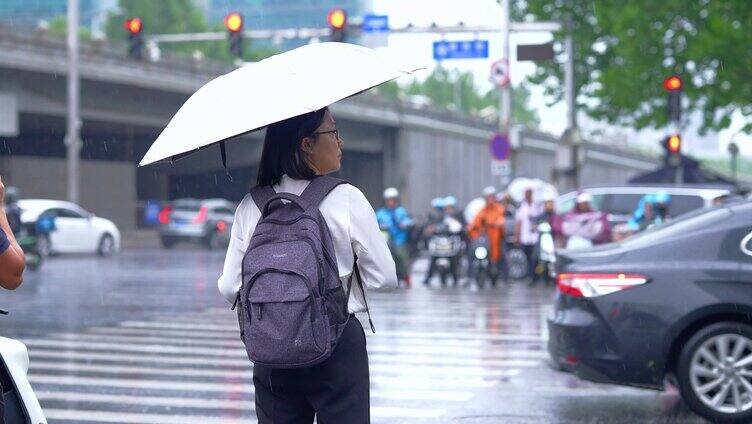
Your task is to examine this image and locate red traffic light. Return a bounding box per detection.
[224,12,243,33]
[667,134,681,153]
[327,8,347,30]
[124,17,142,34]
[663,75,682,92]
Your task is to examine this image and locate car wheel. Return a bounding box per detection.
[506,248,528,280]
[160,236,176,249]
[206,230,226,250]
[677,322,752,423]
[36,234,51,258]
[97,234,115,257]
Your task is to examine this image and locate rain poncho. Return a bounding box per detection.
[467,202,506,263]
[557,210,611,245]
[628,193,671,231]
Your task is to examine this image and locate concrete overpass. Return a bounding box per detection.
[0,31,660,229]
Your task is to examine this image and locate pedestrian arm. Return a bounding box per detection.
[0,208,25,290]
[218,195,251,304]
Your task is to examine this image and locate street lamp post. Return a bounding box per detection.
[66,0,81,203]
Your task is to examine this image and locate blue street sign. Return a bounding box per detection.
[490,133,511,161]
[362,14,389,33]
[433,40,489,60]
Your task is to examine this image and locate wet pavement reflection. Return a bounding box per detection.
[0,248,705,423]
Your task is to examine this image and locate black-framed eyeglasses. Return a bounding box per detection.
[312,129,340,140]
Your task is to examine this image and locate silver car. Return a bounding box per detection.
[158,198,236,249]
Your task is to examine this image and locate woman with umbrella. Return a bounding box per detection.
[219,107,396,422]
[139,43,421,423]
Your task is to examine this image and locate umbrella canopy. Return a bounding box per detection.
[506,178,558,203]
[139,42,422,167]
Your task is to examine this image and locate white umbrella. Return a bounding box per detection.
[139,42,422,167]
[506,178,558,203]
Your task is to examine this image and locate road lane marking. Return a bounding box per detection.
[43,408,249,424]
[40,332,549,359]
[30,375,474,402]
[37,392,448,418]
[28,348,529,377]
[29,361,502,388]
[113,321,544,341]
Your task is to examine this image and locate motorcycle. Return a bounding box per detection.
[426,218,463,286]
[0,308,47,423]
[15,217,55,272]
[535,221,556,285]
[469,234,494,288]
[4,202,54,271]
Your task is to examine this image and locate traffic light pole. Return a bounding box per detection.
[66,0,81,204]
[499,0,513,187]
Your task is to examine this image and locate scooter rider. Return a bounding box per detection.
[467,186,505,285]
[423,197,463,286]
[376,188,414,287]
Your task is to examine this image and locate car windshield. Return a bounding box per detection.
[620,206,732,248]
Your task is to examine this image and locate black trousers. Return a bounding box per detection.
[521,244,537,279]
[253,316,370,424]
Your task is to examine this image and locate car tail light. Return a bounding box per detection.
[192,206,208,224]
[216,221,227,232]
[158,206,171,225]
[556,273,648,298]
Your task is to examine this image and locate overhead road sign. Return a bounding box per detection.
[433,40,489,60]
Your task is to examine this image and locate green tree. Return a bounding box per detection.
[512,0,752,133]
[47,15,92,41]
[376,66,540,127]
[482,84,541,127]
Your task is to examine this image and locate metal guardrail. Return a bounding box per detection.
[0,29,235,79]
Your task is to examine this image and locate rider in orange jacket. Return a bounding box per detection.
[467,186,506,264]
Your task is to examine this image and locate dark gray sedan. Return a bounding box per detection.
[159,198,235,249]
[548,200,752,423]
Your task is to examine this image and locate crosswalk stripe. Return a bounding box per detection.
[83,326,544,348]
[113,321,544,341]
[28,349,531,377]
[38,392,448,419]
[29,361,501,388]
[43,408,250,424]
[29,375,475,402]
[21,338,545,365]
[38,332,549,359]
[36,390,255,411]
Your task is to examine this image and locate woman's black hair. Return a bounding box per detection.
[256,107,328,187]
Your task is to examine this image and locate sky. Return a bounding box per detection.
[371,0,751,158]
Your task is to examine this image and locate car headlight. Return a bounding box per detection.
[474,246,488,260]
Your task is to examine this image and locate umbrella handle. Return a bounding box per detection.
[262,193,311,218]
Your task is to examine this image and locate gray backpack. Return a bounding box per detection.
[233,176,373,368]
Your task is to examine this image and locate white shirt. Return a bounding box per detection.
[515,200,541,246]
[218,175,398,313]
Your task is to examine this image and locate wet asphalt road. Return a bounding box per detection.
[0,247,707,423]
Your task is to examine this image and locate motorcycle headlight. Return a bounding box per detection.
[474,246,488,260]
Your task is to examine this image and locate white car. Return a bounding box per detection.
[17,199,121,257]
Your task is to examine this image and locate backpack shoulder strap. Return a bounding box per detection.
[300,176,348,208]
[249,185,276,212]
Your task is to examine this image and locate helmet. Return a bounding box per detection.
[576,192,593,204]
[540,191,556,202]
[383,187,399,199]
[443,196,457,207]
[4,186,19,204]
[431,197,446,209]
[482,186,497,197]
[654,191,671,204]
